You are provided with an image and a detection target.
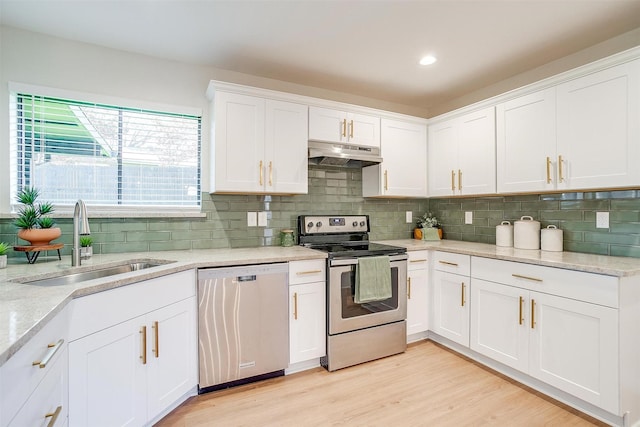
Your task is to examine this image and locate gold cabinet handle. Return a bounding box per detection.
[512,273,543,282]
[140,326,147,365]
[519,296,524,325]
[531,299,536,329]
[407,277,412,299]
[451,170,455,191]
[409,259,428,263]
[341,119,347,137]
[259,160,264,186]
[558,155,564,183]
[45,405,62,427]
[349,119,354,138]
[384,170,388,191]
[269,161,273,186]
[152,321,159,358]
[461,282,466,307]
[458,169,462,191]
[293,292,298,320]
[439,260,459,267]
[296,270,322,275]
[546,156,552,184]
[32,339,64,369]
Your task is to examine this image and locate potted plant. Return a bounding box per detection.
[80,236,93,259]
[0,242,9,269]
[14,187,62,246]
[414,212,442,240]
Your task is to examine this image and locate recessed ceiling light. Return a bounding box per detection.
[419,55,437,66]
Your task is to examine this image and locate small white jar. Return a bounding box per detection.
[541,225,563,252]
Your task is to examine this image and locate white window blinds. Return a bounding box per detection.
[10,92,201,208]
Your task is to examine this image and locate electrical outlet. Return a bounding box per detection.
[406,211,412,223]
[596,211,609,229]
[465,211,473,224]
[258,211,268,227]
[247,212,257,227]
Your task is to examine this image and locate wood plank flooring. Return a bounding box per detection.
[156,340,606,426]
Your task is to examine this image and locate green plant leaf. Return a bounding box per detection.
[0,242,10,256]
[16,187,39,205]
[37,217,56,229]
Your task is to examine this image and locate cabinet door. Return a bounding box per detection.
[69,317,146,427]
[146,298,197,422]
[213,91,265,193]
[557,59,640,190]
[529,292,619,413]
[407,267,429,336]
[496,88,557,193]
[457,107,496,195]
[308,106,346,143]
[347,112,380,147]
[265,100,308,194]
[470,279,528,372]
[289,281,326,365]
[427,119,459,196]
[431,270,469,347]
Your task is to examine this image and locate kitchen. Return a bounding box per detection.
[1,1,640,426]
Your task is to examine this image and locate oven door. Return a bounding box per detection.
[328,254,407,335]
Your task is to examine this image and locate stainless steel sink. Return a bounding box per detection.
[20,261,173,286]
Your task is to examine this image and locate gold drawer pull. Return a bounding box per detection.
[384,170,389,191]
[439,260,459,267]
[259,160,264,186]
[512,273,543,282]
[407,277,412,299]
[531,299,536,329]
[140,326,147,365]
[293,292,298,320]
[546,156,552,184]
[451,170,455,191]
[152,321,159,358]
[410,259,428,263]
[558,155,564,183]
[349,119,354,138]
[518,296,524,325]
[341,119,347,137]
[45,405,62,427]
[296,270,322,275]
[461,282,466,306]
[458,169,462,191]
[268,161,273,186]
[33,339,64,369]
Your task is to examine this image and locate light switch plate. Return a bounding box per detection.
[247,212,257,227]
[596,211,609,229]
[406,211,412,223]
[258,211,268,227]
[465,211,473,224]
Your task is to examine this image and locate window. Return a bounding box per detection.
[9,89,201,211]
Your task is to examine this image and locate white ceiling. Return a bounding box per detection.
[2,0,640,113]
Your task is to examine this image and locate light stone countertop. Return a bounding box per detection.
[378,239,640,277]
[0,246,327,366]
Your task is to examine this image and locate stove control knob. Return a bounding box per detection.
[307,221,314,229]
[359,221,366,227]
[352,221,358,227]
[316,221,322,228]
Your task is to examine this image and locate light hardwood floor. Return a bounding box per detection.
[156,340,606,426]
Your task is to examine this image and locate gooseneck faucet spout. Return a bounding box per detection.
[72,199,91,266]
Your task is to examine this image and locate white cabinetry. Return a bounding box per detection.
[362,118,427,197]
[406,251,429,339]
[497,59,640,193]
[288,260,326,369]
[470,257,619,413]
[430,252,470,347]
[428,107,496,196]
[68,270,197,427]
[309,106,380,148]
[1,307,69,427]
[211,90,308,194]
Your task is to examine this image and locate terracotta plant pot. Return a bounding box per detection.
[17,227,62,246]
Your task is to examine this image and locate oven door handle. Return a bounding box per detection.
[330,254,408,267]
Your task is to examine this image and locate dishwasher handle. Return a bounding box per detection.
[237,275,257,282]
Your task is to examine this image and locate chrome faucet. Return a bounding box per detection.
[72,199,91,266]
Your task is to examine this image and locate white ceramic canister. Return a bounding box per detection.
[541,225,563,252]
[513,216,541,249]
[495,221,514,247]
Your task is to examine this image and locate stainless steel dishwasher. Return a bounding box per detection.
[197,263,289,393]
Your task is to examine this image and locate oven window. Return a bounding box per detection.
[340,265,399,318]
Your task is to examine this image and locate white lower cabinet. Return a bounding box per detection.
[470,257,620,414]
[406,251,429,338]
[288,260,326,367]
[68,271,197,427]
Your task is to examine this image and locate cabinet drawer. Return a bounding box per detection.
[289,259,326,285]
[1,306,68,426]
[68,269,196,341]
[433,251,470,276]
[408,250,429,271]
[471,257,618,308]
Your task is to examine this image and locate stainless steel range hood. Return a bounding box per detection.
[308,141,383,168]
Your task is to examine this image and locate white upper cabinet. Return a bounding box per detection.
[309,106,380,148]
[497,58,640,193]
[428,107,496,197]
[362,118,427,197]
[211,90,308,194]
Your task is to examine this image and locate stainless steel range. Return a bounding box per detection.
[298,215,408,371]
